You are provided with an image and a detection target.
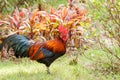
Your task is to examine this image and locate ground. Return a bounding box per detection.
[0,49,120,80]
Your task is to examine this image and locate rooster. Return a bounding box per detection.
[0,25,68,74]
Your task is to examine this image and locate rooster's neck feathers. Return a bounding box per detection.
[44,37,66,54]
[55,36,66,43]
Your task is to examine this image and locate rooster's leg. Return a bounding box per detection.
[47,67,50,74]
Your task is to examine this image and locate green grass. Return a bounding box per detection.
[44,0,67,10]
[0,49,120,80]
[1,0,67,14]
[52,0,67,8]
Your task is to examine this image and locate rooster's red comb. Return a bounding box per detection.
[58,25,68,42]
[58,25,68,34]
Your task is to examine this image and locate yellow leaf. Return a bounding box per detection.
[80,22,85,26]
[53,23,59,28]
[85,23,90,27]
[33,29,39,33]
[118,2,120,6]
[33,23,49,31]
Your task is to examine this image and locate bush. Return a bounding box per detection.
[86,0,120,74]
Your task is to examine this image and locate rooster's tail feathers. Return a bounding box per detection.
[0,34,17,51]
[0,34,31,57]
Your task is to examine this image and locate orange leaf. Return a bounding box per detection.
[75,7,88,16]
[61,7,68,20]
[50,14,59,22]
[80,9,88,16]
[30,9,38,22]
[70,13,78,19]
[50,6,55,14]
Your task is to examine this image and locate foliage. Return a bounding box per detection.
[0,0,67,14]
[87,0,120,58]
[85,0,120,74]
[0,1,91,66]
[0,0,90,47]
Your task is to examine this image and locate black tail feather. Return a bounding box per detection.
[0,34,17,51]
[0,43,2,51]
[0,34,31,57]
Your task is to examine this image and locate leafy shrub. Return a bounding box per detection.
[86,0,120,74]
[0,0,91,60]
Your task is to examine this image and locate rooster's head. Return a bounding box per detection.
[57,25,68,42]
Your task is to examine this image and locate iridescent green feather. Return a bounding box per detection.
[0,34,31,58]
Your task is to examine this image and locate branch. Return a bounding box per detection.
[107,7,120,26]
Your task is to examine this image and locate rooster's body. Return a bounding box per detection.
[0,26,68,74]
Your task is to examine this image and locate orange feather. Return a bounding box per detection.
[29,42,44,60]
[28,37,66,60]
[44,37,66,54]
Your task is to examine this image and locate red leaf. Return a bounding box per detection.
[19,11,24,18]
[58,25,68,34]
